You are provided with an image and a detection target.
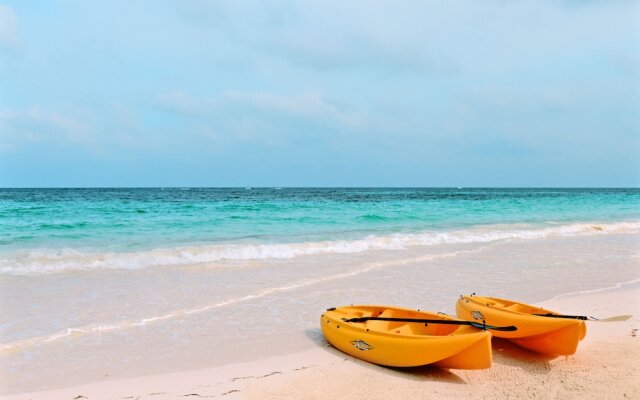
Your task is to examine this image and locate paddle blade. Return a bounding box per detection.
[594,314,632,322]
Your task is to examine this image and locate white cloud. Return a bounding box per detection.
[153,89,366,138]
[224,90,362,127]
[0,106,90,146]
[25,107,86,135]
[0,5,20,50]
[173,0,639,77]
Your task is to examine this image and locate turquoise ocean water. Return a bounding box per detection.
[1,188,639,275]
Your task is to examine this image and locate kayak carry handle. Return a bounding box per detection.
[343,316,517,332]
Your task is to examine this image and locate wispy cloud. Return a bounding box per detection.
[224,90,362,127]
[0,107,90,150]
[0,5,20,50]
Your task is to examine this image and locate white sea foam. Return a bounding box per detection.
[1,221,639,275]
[543,277,640,302]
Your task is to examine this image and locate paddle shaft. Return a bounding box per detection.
[533,313,633,322]
[343,316,517,331]
[533,313,588,320]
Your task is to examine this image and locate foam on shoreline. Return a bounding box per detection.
[543,277,640,302]
[2,220,638,275]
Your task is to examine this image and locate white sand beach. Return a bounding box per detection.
[4,281,638,400]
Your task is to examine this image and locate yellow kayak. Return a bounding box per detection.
[456,295,587,356]
[321,305,495,369]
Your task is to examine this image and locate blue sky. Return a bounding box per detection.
[0,1,638,187]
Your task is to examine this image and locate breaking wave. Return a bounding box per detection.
[1,221,639,276]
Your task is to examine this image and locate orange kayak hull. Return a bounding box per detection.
[322,305,493,369]
[456,295,586,356]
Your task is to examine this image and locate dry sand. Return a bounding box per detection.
[3,282,639,400]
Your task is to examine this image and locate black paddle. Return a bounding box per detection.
[342,316,517,332]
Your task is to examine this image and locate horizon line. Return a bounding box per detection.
[1,186,639,190]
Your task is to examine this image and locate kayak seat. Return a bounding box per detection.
[365,309,396,332]
[352,310,375,318]
[504,304,530,313]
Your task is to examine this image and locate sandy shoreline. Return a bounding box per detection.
[3,281,638,400]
